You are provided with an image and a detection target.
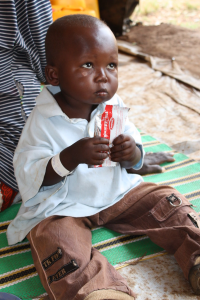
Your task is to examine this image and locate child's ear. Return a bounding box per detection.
[45,65,59,86]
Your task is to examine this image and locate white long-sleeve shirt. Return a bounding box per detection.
[7,87,144,245]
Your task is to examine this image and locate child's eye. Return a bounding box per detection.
[107,63,117,70]
[82,62,93,69]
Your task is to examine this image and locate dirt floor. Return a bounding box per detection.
[131,0,200,30]
[119,23,200,80]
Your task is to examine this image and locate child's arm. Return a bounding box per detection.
[110,134,141,169]
[42,137,109,186]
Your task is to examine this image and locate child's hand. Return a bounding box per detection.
[110,134,141,169]
[43,137,109,186]
[69,137,110,166]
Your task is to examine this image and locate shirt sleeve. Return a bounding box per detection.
[134,144,145,170]
[13,108,56,206]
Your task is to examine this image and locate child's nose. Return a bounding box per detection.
[95,68,108,83]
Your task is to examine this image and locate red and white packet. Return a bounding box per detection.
[92,104,129,167]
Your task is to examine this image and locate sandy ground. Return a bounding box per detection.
[131,0,200,30]
[119,23,200,81]
[118,254,200,300]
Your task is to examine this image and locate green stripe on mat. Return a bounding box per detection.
[0,274,45,300]
[92,227,122,244]
[0,204,21,223]
[0,134,200,300]
[144,143,173,152]
[141,135,157,142]
[99,237,163,266]
[144,163,200,183]
[0,248,33,274]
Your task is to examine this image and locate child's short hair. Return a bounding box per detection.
[51,14,106,28]
[45,14,108,65]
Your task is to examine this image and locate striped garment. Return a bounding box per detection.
[0,0,52,191]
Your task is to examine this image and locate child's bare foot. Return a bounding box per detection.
[127,152,175,175]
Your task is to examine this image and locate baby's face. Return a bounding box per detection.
[56,25,118,106]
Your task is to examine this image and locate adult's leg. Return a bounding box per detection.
[93,182,200,281]
[27,216,135,300]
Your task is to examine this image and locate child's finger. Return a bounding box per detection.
[112,134,127,145]
[93,137,109,145]
[94,151,109,160]
[95,144,110,153]
[111,147,132,160]
[110,141,130,154]
[92,152,109,164]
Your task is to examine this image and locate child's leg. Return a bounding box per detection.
[27,215,135,300]
[94,182,200,284]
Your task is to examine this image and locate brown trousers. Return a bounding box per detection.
[27,182,200,300]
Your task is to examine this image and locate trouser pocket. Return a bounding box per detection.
[150,192,194,227]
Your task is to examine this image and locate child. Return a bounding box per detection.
[0,0,174,213]
[7,14,200,300]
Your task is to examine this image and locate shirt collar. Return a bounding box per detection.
[36,86,65,119]
[35,86,106,121]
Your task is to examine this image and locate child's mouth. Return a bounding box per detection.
[95,89,108,97]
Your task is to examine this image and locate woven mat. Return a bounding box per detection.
[0,133,200,300]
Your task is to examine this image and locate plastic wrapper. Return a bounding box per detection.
[91,104,129,168]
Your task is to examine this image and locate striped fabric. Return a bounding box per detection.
[0,134,200,300]
[0,0,52,191]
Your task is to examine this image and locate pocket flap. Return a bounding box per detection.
[151,193,190,222]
